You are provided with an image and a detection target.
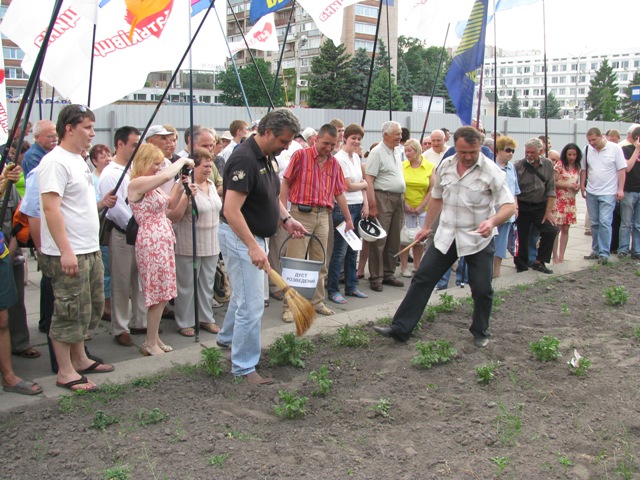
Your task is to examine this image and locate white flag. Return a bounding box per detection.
[226,13,278,58]
[296,0,362,46]
[1,0,192,109]
[0,48,8,146]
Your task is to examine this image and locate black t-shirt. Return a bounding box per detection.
[222,136,281,238]
[622,144,640,192]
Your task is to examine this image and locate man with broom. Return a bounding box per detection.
[217,109,307,385]
[373,127,516,348]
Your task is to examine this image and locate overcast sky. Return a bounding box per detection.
[398,0,637,58]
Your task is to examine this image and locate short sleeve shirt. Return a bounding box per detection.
[222,136,281,238]
[334,150,364,205]
[402,158,435,208]
[432,153,514,256]
[38,146,100,255]
[514,157,556,204]
[365,143,405,193]
[584,141,627,195]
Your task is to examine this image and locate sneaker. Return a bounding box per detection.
[584,252,599,260]
[618,252,629,258]
[474,337,489,348]
[531,262,553,274]
[597,256,609,265]
[456,282,466,288]
[401,268,413,278]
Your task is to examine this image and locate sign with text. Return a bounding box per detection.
[631,85,640,101]
[281,268,319,289]
[412,95,445,113]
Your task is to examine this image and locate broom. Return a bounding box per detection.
[268,270,316,336]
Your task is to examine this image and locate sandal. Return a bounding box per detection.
[199,323,220,334]
[12,347,41,359]
[77,361,115,374]
[345,289,368,299]
[329,292,347,304]
[56,375,98,392]
[177,327,195,337]
[3,379,42,396]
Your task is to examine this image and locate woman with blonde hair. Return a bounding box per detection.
[493,136,520,277]
[399,138,435,277]
[128,144,194,355]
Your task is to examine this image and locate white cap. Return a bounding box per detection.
[145,125,173,139]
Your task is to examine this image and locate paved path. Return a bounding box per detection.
[2,201,599,412]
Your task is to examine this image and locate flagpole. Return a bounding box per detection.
[227,0,274,109]
[492,0,498,141]
[542,0,548,148]
[37,77,43,120]
[213,7,253,121]
[475,68,484,128]
[49,88,55,120]
[269,0,296,111]
[100,1,217,222]
[0,0,64,174]
[419,25,449,145]
[187,0,200,343]
[385,0,392,120]
[360,0,384,127]
[87,20,98,107]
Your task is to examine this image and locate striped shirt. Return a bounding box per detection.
[284,145,346,208]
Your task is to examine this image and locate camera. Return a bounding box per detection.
[181,165,192,176]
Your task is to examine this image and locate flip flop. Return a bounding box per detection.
[56,375,98,392]
[3,379,43,396]
[77,361,115,374]
[12,347,41,359]
[199,323,220,334]
[345,289,368,299]
[178,327,196,337]
[329,292,347,304]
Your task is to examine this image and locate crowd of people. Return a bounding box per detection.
[0,104,637,392]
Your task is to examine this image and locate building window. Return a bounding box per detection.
[354,39,375,52]
[560,64,567,71]
[591,62,598,70]
[355,22,377,35]
[3,47,24,60]
[523,89,530,96]
[620,73,628,81]
[523,100,529,107]
[552,65,559,72]
[578,88,585,95]
[523,66,530,73]
[355,4,378,18]
[5,67,28,80]
[559,76,566,84]
[558,88,565,95]
[133,93,146,101]
[622,61,629,68]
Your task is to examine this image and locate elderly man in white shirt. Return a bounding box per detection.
[374,127,516,348]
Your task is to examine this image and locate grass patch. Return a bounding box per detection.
[476,361,500,385]
[308,366,333,397]
[208,453,229,467]
[136,407,169,426]
[103,464,130,480]
[604,285,629,306]
[90,410,120,430]
[199,347,225,377]
[495,402,523,446]
[274,390,308,419]
[335,325,370,348]
[530,336,562,362]
[269,333,315,368]
[412,340,457,369]
[131,372,167,388]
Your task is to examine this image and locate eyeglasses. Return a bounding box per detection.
[504,148,516,153]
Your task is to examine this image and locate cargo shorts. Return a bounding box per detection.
[40,251,104,343]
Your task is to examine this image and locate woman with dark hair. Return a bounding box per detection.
[552,143,582,263]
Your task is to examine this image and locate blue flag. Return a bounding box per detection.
[456,0,540,37]
[250,0,292,24]
[445,0,488,126]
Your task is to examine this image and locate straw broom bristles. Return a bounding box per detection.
[268,270,316,336]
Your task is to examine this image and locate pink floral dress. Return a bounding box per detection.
[553,162,579,225]
[130,188,177,307]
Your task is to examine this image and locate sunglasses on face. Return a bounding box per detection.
[504,148,515,153]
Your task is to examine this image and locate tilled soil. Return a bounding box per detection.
[1,261,640,480]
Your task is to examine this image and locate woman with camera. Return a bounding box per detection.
[128,144,193,356]
[169,148,222,337]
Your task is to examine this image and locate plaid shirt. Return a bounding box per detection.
[284,145,346,208]
[431,152,515,256]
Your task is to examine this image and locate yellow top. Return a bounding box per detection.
[402,157,435,208]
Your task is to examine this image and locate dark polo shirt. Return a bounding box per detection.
[515,156,556,205]
[222,135,281,238]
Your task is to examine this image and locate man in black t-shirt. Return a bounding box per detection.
[217,109,306,385]
[618,126,640,258]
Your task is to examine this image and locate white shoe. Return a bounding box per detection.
[401,268,413,278]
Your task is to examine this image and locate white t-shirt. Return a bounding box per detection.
[220,140,238,162]
[423,148,446,166]
[585,141,627,196]
[335,149,364,205]
[98,162,133,230]
[38,146,100,255]
[275,140,303,181]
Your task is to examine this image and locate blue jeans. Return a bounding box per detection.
[436,256,468,289]
[327,203,362,296]
[618,191,640,256]
[217,223,265,376]
[586,193,617,258]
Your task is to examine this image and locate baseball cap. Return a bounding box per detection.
[145,125,174,139]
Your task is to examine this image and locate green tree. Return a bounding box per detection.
[585,58,620,121]
[368,70,406,112]
[523,107,538,118]
[374,39,391,80]
[307,40,354,108]
[507,91,521,117]
[349,48,372,110]
[498,101,510,117]
[539,92,562,119]
[217,59,284,107]
[619,70,640,123]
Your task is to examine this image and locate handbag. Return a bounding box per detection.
[214,254,231,303]
[400,224,420,245]
[125,216,138,246]
[99,218,114,247]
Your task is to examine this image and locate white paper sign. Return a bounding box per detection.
[336,221,362,251]
[281,268,319,289]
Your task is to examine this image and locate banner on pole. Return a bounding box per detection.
[0,47,8,146]
[226,13,279,57]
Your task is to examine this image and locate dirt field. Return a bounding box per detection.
[1,260,639,480]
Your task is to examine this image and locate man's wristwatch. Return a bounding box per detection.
[282,215,292,224]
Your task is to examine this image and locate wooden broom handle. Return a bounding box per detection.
[268,269,289,290]
[393,240,419,258]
